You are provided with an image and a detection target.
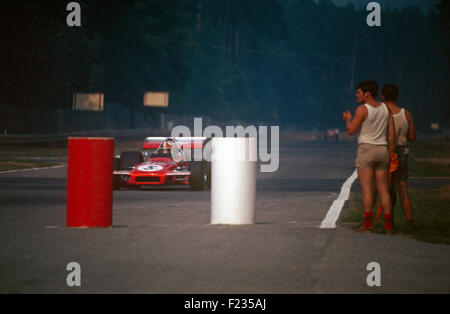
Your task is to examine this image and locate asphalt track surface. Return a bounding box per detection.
[0,141,449,293]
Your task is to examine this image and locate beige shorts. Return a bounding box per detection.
[356,143,389,170]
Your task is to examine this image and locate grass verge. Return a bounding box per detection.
[0,147,67,159]
[0,141,143,158]
[408,140,450,177]
[340,187,450,245]
[0,161,57,172]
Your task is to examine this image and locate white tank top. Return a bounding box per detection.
[392,108,409,146]
[358,103,389,145]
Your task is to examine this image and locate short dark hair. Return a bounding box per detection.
[356,80,379,98]
[381,84,399,101]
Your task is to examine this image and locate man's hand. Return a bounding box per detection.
[344,106,367,135]
[342,110,352,122]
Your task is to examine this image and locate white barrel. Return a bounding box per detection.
[211,137,257,224]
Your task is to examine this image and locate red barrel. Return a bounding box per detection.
[66,137,114,227]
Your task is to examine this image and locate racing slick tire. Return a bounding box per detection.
[202,138,212,189]
[113,157,121,190]
[120,151,144,170]
[189,161,205,191]
[204,161,211,189]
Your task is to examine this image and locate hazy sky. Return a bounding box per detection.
[324,0,441,13]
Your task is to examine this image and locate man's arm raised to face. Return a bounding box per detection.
[344,105,367,135]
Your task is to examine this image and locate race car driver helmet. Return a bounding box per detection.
[161,141,172,154]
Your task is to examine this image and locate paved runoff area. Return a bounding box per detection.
[0,140,449,293]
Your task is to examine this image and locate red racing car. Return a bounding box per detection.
[113,137,211,190]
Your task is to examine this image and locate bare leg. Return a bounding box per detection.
[372,177,378,208]
[375,169,391,215]
[357,168,375,213]
[356,167,376,232]
[397,180,413,222]
[389,178,398,209]
[375,169,392,233]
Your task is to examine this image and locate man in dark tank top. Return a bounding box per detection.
[381,84,416,227]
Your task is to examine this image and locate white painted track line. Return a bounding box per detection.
[320,169,358,229]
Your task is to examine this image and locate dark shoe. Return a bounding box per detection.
[355,225,373,233]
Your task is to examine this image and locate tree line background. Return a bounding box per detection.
[1,0,449,133]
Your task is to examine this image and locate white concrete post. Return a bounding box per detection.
[211,137,257,225]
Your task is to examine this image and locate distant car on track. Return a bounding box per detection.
[113,137,211,190]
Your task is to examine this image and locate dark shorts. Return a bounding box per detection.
[392,145,409,181]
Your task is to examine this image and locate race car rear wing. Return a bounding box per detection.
[113,169,191,176]
[142,137,207,150]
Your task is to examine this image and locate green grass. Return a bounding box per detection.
[408,140,450,177]
[0,147,67,158]
[409,159,450,177]
[0,161,57,172]
[0,141,139,171]
[0,141,143,158]
[0,146,65,172]
[341,187,450,245]
[408,139,450,158]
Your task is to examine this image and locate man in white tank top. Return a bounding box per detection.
[343,80,396,234]
[381,84,416,227]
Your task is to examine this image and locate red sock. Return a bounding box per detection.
[384,214,392,231]
[363,212,373,229]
